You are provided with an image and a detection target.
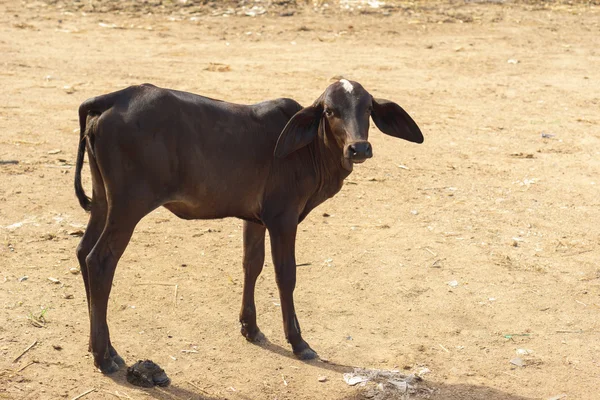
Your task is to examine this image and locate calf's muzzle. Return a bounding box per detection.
[345,141,373,163]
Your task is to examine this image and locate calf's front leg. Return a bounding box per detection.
[267,216,317,360]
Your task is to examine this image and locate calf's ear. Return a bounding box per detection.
[274,105,322,158]
[371,98,424,144]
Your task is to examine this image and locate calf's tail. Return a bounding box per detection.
[75,100,93,212]
[74,86,145,211]
[75,93,116,212]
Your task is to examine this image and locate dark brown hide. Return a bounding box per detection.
[74,80,422,373]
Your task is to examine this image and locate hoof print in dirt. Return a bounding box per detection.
[126,360,170,388]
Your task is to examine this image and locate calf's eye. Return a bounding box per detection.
[324,108,333,117]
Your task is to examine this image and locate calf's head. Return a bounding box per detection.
[275,79,423,171]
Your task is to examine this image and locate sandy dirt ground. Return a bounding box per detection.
[1,0,599,399]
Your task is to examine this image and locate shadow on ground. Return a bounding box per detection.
[100,355,537,400]
[100,346,355,400]
[253,336,356,374]
[342,381,538,400]
[104,371,224,400]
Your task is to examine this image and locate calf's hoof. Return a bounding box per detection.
[293,345,318,360]
[241,325,265,343]
[112,353,125,366]
[96,357,121,374]
[109,346,125,366]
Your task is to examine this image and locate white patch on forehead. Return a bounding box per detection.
[339,79,354,93]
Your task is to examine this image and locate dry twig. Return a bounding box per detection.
[134,282,177,286]
[424,247,437,257]
[16,360,38,372]
[13,340,37,363]
[71,388,96,400]
[101,390,133,399]
[187,380,211,395]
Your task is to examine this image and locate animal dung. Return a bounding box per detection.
[126,360,170,388]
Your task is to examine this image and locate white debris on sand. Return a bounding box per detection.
[339,0,385,10]
[343,368,433,399]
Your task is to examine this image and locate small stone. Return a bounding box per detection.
[547,394,567,400]
[516,348,533,355]
[318,376,327,382]
[69,267,80,275]
[63,293,74,299]
[510,357,524,367]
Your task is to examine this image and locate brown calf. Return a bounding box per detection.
[74,80,423,373]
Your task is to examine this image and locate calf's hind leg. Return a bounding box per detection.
[86,202,150,373]
[239,221,267,342]
[78,202,128,361]
[75,156,124,365]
